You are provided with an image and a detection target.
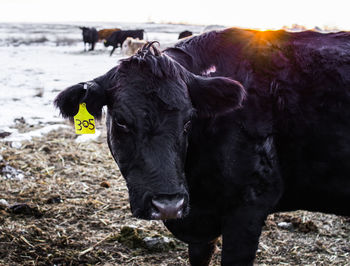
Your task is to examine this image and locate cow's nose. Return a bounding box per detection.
[151,195,184,220]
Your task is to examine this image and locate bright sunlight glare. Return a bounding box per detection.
[0,0,349,30]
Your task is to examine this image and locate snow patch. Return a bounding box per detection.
[3,124,70,143]
[75,129,102,143]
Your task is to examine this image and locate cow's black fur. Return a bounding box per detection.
[55,29,350,265]
[104,29,144,56]
[79,26,98,51]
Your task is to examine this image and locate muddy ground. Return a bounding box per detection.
[0,122,349,265]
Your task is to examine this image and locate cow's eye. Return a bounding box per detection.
[115,119,130,133]
[184,120,192,133]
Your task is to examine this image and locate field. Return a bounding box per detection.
[1,122,349,265]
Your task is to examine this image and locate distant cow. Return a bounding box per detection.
[178,30,192,39]
[55,28,350,266]
[79,27,98,51]
[104,29,144,56]
[122,37,147,56]
[98,28,121,41]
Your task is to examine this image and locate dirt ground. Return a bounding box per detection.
[0,122,349,265]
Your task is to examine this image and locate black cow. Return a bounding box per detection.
[55,28,350,265]
[79,26,98,51]
[104,29,144,56]
[178,30,192,39]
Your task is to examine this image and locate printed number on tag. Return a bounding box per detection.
[74,103,95,134]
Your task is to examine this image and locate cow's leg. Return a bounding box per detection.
[110,46,116,56]
[221,207,268,266]
[188,238,218,266]
[165,210,221,266]
[90,42,95,51]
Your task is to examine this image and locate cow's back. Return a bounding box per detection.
[106,30,144,47]
[98,28,120,41]
[264,31,350,215]
[169,28,350,216]
[270,34,350,215]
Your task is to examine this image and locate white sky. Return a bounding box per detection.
[1,0,350,30]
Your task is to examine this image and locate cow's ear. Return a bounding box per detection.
[54,81,107,120]
[188,76,246,118]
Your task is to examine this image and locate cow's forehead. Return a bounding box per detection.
[110,45,194,120]
[108,77,192,126]
[112,84,192,118]
[114,69,191,110]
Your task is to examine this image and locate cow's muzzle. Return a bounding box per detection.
[150,194,185,220]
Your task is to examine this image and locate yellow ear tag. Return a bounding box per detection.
[74,103,95,134]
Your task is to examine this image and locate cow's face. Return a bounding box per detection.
[55,44,245,220]
[106,65,194,220]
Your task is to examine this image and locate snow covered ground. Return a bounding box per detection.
[0,22,205,143]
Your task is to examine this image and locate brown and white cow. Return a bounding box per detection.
[122,37,147,56]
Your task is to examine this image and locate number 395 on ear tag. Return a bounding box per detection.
[74,103,95,134]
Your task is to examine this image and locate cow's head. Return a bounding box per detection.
[80,27,89,37]
[55,43,245,220]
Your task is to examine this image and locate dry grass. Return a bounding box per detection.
[0,122,349,265]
